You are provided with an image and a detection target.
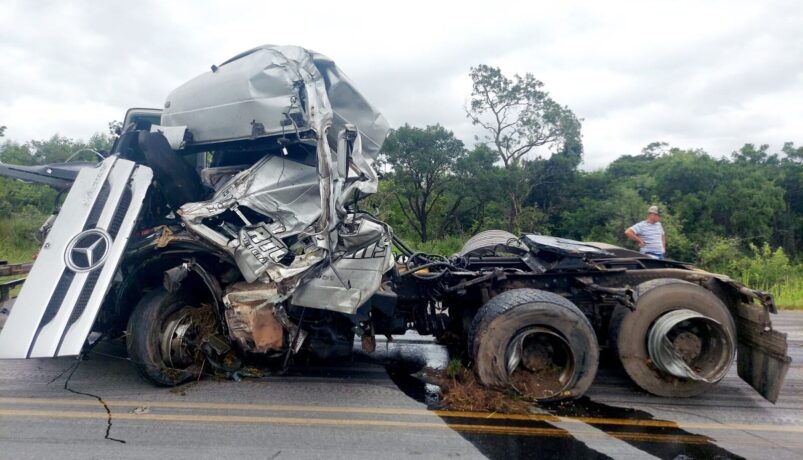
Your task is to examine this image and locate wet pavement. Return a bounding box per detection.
[0,311,801,459]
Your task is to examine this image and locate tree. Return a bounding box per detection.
[465,65,582,231]
[0,126,6,137]
[641,141,669,157]
[731,143,778,165]
[466,64,582,169]
[778,143,803,256]
[0,134,113,166]
[450,143,500,233]
[381,124,465,242]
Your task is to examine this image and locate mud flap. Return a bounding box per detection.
[735,301,791,403]
[0,157,152,358]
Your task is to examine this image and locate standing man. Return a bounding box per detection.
[625,206,666,259]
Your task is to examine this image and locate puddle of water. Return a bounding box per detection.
[380,338,745,460]
[452,428,614,460]
[543,397,745,460]
[383,354,613,460]
[385,358,442,408]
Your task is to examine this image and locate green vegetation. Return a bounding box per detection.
[698,239,803,309]
[773,279,803,310]
[446,358,465,379]
[0,213,44,263]
[0,132,113,265]
[0,213,42,300]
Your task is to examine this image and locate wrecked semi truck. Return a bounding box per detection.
[0,45,791,403]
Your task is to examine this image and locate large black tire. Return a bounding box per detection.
[458,230,527,257]
[468,288,599,401]
[610,279,736,398]
[607,278,692,356]
[126,288,210,386]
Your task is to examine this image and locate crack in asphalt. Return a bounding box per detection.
[52,357,126,444]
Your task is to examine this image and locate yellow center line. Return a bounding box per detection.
[0,396,801,434]
[0,397,430,416]
[0,408,712,445]
[3,407,802,448]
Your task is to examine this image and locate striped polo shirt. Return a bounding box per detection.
[629,220,664,255]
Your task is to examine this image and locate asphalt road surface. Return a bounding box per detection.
[0,311,801,460]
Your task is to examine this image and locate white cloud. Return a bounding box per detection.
[0,0,801,169]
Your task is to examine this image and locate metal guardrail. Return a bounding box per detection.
[0,260,31,302]
[0,278,25,302]
[0,261,33,277]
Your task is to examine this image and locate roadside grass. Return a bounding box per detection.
[0,216,40,299]
[736,261,803,310]
[767,277,803,310]
[0,216,41,264]
[0,275,26,298]
[404,235,465,256]
[698,240,803,310]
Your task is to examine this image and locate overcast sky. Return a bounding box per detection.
[1,0,801,169]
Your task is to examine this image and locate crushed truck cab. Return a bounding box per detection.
[0,45,791,403]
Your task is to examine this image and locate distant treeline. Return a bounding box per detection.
[370,134,803,265]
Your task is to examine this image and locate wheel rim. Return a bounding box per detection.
[160,306,205,369]
[506,327,576,399]
[647,308,735,382]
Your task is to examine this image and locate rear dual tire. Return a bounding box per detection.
[469,288,599,401]
[609,279,736,398]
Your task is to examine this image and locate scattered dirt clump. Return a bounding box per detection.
[169,381,198,396]
[421,357,572,413]
[508,366,565,400]
[422,367,532,414]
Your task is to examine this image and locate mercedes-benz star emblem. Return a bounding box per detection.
[65,229,111,272]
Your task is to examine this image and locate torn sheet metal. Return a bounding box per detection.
[180,154,322,240]
[161,45,389,160]
[223,282,306,353]
[169,46,391,312]
[223,282,286,353]
[292,215,394,315]
[335,127,380,214]
[178,153,329,284]
[162,46,325,145]
[201,164,251,190]
[235,224,289,275]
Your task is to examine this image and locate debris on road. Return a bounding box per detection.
[130,406,150,415]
